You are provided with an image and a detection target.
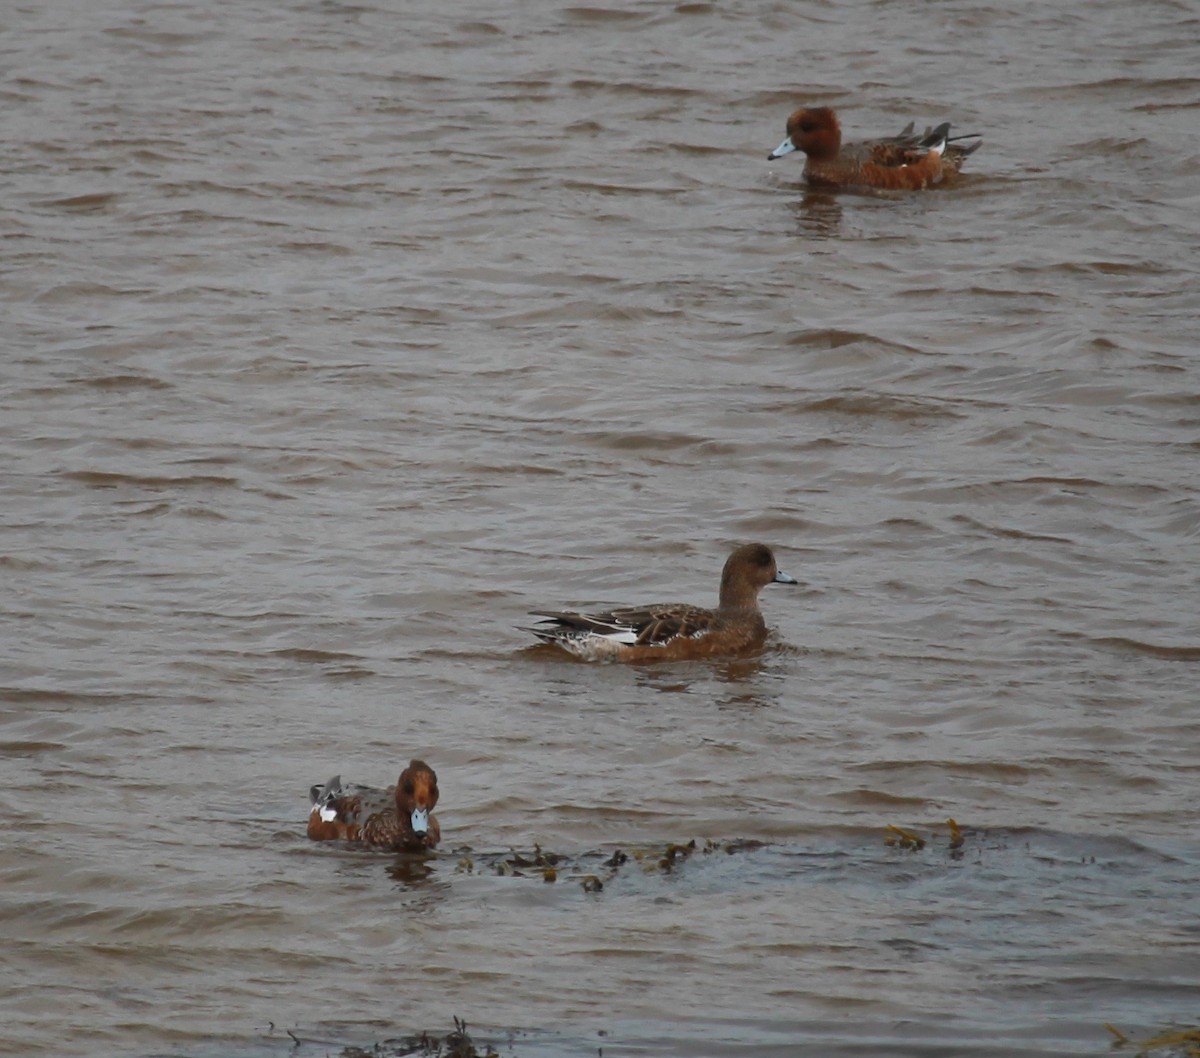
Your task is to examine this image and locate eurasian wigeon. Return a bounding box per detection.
[529,543,796,663]
[768,107,982,190]
[307,759,440,852]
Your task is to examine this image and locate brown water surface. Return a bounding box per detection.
[3,1,1198,1055]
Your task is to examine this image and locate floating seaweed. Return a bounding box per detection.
[1105,1022,1200,1057]
[336,1016,498,1058]
[884,820,971,855]
[946,817,964,849]
[884,824,926,851]
[449,838,764,892]
[490,844,564,882]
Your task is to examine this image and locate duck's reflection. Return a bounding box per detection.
[788,190,843,238]
[385,853,440,886]
[629,650,787,709]
[385,853,453,907]
[713,655,769,683]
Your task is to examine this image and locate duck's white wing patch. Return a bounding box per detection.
[311,775,352,822]
[563,628,641,660]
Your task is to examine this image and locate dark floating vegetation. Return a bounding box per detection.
[454,837,768,891]
[336,1017,498,1058]
[446,822,974,893]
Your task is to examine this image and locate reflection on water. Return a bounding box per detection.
[384,856,444,890]
[787,191,845,239]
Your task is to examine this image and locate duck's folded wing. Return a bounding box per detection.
[867,122,954,167]
[529,611,636,647]
[530,603,715,647]
[310,775,343,806]
[918,122,952,149]
[309,778,389,828]
[607,603,717,646]
[310,776,361,825]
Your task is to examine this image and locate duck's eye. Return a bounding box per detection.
[403,780,415,796]
[799,122,816,133]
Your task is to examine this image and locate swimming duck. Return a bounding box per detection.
[307,759,440,852]
[529,542,796,662]
[768,107,982,190]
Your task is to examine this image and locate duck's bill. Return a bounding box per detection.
[774,570,798,584]
[410,808,429,835]
[768,138,796,160]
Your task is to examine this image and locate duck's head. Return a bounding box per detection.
[395,759,440,846]
[769,106,842,162]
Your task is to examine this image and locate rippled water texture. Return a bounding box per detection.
[3,0,1198,1055]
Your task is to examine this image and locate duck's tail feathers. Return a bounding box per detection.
[945,130,983,157]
